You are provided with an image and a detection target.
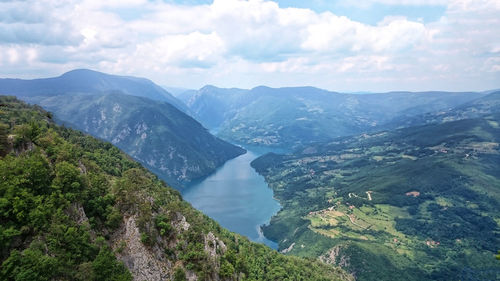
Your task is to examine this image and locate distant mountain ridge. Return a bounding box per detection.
[182,85,486,149]
[0,70,244,187]
[385,90,500,129]
[0,69,188,113]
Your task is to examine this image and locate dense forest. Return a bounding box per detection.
[0,96,352,281]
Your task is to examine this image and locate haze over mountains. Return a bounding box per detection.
[181,85,486,149]
[0,69,494,184]
[0,70,244,187]
[386,91,500,129]
[0,69,188,113]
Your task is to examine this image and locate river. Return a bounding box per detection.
[182,149,281,249]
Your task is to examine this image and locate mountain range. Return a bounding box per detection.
[1,69,499,280]
[0,70,244,187]
[180,85,485,149]
[0,69,188,112]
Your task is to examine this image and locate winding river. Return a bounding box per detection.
[182,149,281,249]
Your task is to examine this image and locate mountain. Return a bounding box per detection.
[181,85,250,130]
[0,70,244,187]
[251,112,500,280]
[385,90,500,129]
[32,93,245,187]
[0,69,188,113]
[0,96,352,281]
[182,85,485,149]
[163,86,193,97]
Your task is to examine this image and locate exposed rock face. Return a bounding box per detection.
[111,216,172,281]
[107,211,231,281]
[281,242,295,254]
[69,202,90,226]
[320,245,350,268]
[204,232,227,260]
[172,212,190,232]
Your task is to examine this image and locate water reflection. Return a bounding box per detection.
[182,150,281,249]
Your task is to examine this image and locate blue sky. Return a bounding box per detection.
[0,0,499,92]
[275,1,447,24]
[164,0,448,24]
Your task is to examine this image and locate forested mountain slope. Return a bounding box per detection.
[32,93,245,187]
[182,85,484,149]
[0,96,352,281]
[0,71,245,187]
[251,112,500,280]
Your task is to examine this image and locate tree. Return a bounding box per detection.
[219,260,235,279]
[173,267,186,281]
[92,246,132,281]
[0,123,8,157]
[14,121,41,148]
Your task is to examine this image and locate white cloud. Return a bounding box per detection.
[132,31,225,68]
[7,48,18,64]
[302,15,428,53]
[0,0,498,91]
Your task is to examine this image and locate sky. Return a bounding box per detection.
[0,0,499,92]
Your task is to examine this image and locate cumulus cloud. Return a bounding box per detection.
[0,0,498,91]
[130,31,225,68]
[363,0,449,5]
[302,15,429,53]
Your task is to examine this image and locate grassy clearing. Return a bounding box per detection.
[435,197,454,207]
[306,203,411,244]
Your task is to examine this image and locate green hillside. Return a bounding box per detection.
[31,93,245,187]
[251,113,500,280]
[0,96,352,281]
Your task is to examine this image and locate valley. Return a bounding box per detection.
[1,70,499,281]
[3,1,499,280]
[182,149,281,249]
[177,86,500,280]
[0,96,352,281]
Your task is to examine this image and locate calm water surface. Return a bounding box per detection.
[182,149,281,249]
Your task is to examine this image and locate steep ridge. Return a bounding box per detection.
[32,93,244,187]
[0,96,352,281]
[251,110,500,280]
[0,71,245,187]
